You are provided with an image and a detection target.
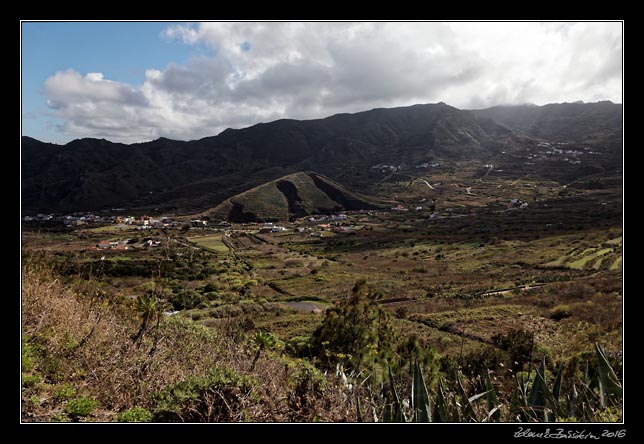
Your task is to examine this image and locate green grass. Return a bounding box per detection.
[81,224,124,234]
[230,181,289,221]
[98,255,135,262]
[569,248,614,269]
[546,257,566,267]
[545,234,621,271]
[188,235,230,252]
[568,257,593,269]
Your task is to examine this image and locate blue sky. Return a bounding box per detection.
[21,21,623,145]
[22,21,211,143]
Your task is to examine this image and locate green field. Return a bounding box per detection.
[546,236,622,270]
[187,235,230,252]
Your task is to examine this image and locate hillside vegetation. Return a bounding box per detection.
[207,172,382,222]
[21,245,622,423]
[21,256,356,422]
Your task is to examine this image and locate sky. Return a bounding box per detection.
[21,21,623,145]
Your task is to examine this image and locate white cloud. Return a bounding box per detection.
[85,72,104,82]
[43,21,623,143]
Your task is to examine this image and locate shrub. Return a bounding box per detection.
[286,336,314,358]
[152,367,256,422]
[537,345,552,360]
[210,304,243,319]
[204,291,219,301]
[438,336,452,349]
[50,413,67,422]
[116,406,153,423]
[285,358,326,396]
[535,294,556,308]
[65,396,97,419]
[492,329,533,373]
[202,282,220,293]
[22,373,41,388]
[550,304,573,321]
[22,342,35,372]
[461,346,509,379]
[54,384,77,402]
[395,306,408,319]
[556,282,595,300]
[26,395,41,411]
[168,289,207,311]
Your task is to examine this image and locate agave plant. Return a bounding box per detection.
[411,362,431,422]
[377,342,621,423]
[509,343,622,422]
[382,362,492,422]
[594,342,622,408]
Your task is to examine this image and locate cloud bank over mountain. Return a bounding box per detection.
[40,22,622,144]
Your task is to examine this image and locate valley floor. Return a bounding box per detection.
[20,163,623,423]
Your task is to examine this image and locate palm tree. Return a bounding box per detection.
[250,331,281,371]
[131,292,162,346]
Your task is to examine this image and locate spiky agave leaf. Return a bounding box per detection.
[434,377,449,422]
[381,380,393,423]
[566,384,578,419]
[412,361,432,422]
[468,390,491,404]
[528,358,548,421]
[509,377,526,421]
[385,366,404,422]
[535,362,566,421]
[527,359,547,409]
[577,374,600,422]
[484,407,502,423]
[552,363,564,403]
[455,373,476,421]
[594,343,622,408]
[485,369,501,421]
[537,367,566,421]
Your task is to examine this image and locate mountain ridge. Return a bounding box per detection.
[21,101,622,214]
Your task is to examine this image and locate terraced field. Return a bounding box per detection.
[545,236,622,270]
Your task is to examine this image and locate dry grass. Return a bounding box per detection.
[21,257,358,422]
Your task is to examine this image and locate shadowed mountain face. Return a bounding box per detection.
[470,101,622,143]
[21,101,622,214]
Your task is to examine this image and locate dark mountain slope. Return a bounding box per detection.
[22,103,513,213]
[470,101,622,143]
[21,101,621,214]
